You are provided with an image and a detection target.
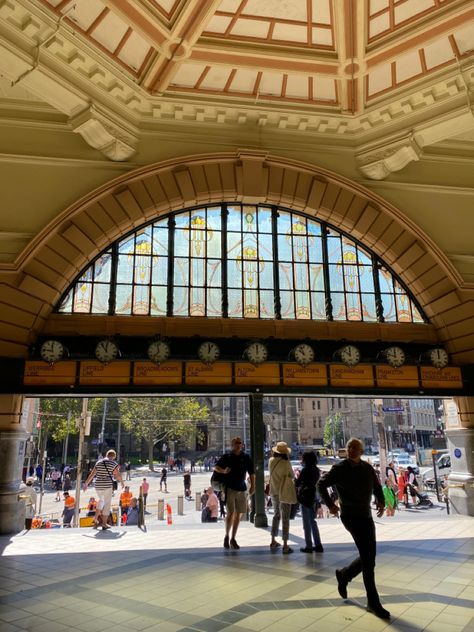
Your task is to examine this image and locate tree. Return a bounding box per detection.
[118,397,209,470]
[37,398,83,443]
[323,412,345,451]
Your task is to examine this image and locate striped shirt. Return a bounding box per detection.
[94,458,118,490]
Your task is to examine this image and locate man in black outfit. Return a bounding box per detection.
[318,437,390,620]
[214,436,255,550]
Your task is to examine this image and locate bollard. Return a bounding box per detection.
[177,495,184,516]
[195,492,201,511]
[157,498,164,520]
[166,503,173,525]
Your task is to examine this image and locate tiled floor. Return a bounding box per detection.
[0,511,473,632]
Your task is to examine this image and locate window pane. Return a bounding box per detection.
[259,290,275,318]
[73,283,92,312]
[309,264,325,291]
[174,212,189,229]
[227,232,241,258]
[227,260,242,288]
[346,293,362,320]
[412,304,424,323]
[117,254,133,283]
[295,291,311,319]
[150,286,167,315]
[94,253,111,283]
[308,236,323,263]
[116,285,132,314]
[258,233,273,260]
[243,288,259,317]
[278,235,292,261]
[173,286,188,316]
[91,284,109,313]
[58,290,72,313]
[190,287,205,316]
[382,293,396,321]
[134,257,151,285]
[259,263,274,289]
[174,258,188,286]
[294,263,309,291]
[329,264,344,291]
[152,229,168,256]
[277,211,291,235]
[207,259,221,287]
[227,206,242,231]
[280,291,294,319]
[278,262,293,290]
[396,293,412,322]
[190,257,205,288]
[207,206,221,230]
[258,207,272,233]
[133,286,150,315]
[311,292,326,319]
[361,294,377,321]
[359,267,375,292]
[327,235,342,263]
[207,288,222,316]
[378,268,393,293]
[228,289,242,317]
[151,255,168,284]
[174,229,190,256]
[332,293,347,320]
[207,228,221,258]
[357,247,372,266]
[118,235,134,255]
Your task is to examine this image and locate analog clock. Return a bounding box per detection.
[245,342,268,365]
[385,346,405,368]
[147,340,170,364]
[428,348,449,369]
[95,339,120,364]
[339,344,361,367]
[293,343,315,366]
[40,339,67,364]
[198,341,220,364]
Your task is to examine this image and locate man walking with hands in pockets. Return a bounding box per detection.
[214,437,255,550]
[318,437,390,620]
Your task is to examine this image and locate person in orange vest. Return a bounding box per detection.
[62,491,75,527]
[119,485,133,516]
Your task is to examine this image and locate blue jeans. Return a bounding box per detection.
[301,504,322,548]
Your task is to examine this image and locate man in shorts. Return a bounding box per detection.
[83,449,123,530]
[214,437,255,550]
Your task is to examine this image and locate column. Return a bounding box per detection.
[0,394,28,534]
[445,396,474,516]
[249,392,267,527]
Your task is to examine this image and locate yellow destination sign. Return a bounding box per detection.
[283,364,327,386]
[420,366,462,389]
[185,362,232,385]
[235,363,280,385]
[24,361,76,385]
[330,364,374,387]
[134,361,182,385]
[376,365,419,388]
[79,361,131,385]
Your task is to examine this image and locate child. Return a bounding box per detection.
[383,478,398,516]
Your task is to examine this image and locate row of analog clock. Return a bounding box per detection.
[38,338,450,369]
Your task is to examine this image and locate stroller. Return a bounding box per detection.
[406,484,433,507]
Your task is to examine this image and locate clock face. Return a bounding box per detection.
[95,339,120,364]
[198,341,220,364]
[246,342,268,365]
[148,341,170,364]
[429,348,449,369]
[339,345,360,367]
[294,343,314,365]
[40,340,66,364]
[385,346,405,368]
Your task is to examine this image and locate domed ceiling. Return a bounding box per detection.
[0,0,472,173]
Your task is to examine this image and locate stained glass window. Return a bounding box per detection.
[57,204,426,324]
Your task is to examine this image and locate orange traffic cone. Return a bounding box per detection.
[166,503,172,525]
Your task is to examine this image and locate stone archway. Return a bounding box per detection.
[0,150,472,363]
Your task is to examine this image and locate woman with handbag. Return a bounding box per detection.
[83,449,123,530]
[295,450,324,553]
[269,442,297,554]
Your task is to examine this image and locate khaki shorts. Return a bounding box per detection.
[226,488,248,513]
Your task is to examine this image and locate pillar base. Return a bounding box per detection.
[446,428,474,517]
[253,511,268,528]
[0,431,28,534]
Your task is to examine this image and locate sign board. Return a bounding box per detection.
[24,361,76,385]
[376,365,419,389]
[282,364,327,386]
[444,399,460,428]
[79,361,131,385]
[235,363,280,385]
[329,364,374,387]
[185,362,232,385]
[133,361,182,385]
[420,367,463,389]
[382,407,404,413]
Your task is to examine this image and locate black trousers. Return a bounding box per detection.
[340,515,380,606]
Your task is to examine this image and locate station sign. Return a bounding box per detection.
[79,361,130,385]
[133,361,182,385]
[24,361,76,386]
[282,364,327,386]
[376,365,419,389]
[420,366,463,389]
[185,362,232,385]
[329,364,374,387]
[235,363,280,385]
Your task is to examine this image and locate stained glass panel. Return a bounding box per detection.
[57,203,426,324]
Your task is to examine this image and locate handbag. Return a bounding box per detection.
[296,485,316,508]
[210,470,227,493]
[104,462,118,490]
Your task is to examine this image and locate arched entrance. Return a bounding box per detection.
[0,152,472,533]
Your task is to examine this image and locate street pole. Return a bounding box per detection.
[99,398,108,455]
[73,398,90,528]
[62,410,71,465]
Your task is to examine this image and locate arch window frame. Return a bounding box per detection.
[56,203,427,324]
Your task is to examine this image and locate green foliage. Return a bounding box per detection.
[37,398,82,442]
[118,397,209,470]
[323,412,345,449]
